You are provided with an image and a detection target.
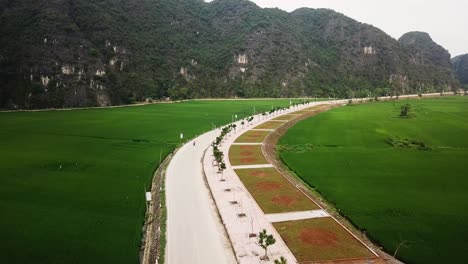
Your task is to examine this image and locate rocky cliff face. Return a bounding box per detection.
[451,54,468,86]
[0,0,459,109]
[397,31,457,92]
[399,31,452,68]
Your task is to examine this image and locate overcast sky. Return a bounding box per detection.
[206,0,467,57]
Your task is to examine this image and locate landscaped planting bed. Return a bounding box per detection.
[271,114,299,121]
[234,130,271,143]
[274,218,375,262]
[228,145,269,166]
[235,168,319,213]
[253,121,286,130]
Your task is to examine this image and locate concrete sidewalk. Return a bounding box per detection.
[231,164,274,170]
[202,103,320,264]
[265,210,329,223]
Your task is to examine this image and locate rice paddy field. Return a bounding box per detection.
[278,96,468,263]
[0,99,299,264]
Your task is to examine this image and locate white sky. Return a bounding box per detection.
[206,0,468,57]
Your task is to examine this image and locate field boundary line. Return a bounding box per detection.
[1,93,454,113]
[298,256,382,264]
[141,149,174,264]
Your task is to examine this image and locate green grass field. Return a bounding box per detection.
[0,99,298,264]
[278,97,468,263]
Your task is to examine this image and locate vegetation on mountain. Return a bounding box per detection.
[452,54,468,87]
[0,0,459,109]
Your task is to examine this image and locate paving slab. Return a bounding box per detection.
[265,209,329,223]
[232,164,274,169]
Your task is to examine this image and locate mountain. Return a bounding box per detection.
[0,0,459,109]
[451,54,468,87]
[399,31,452,68]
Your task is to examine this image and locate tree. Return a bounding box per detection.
[219,161,226,180]
[258,229,276,260]
[241,121,245,129]
[248,116,254,125]
[400,103,412,117]
[274,256,287,264]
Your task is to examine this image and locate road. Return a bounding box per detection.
[165,130,236,264]
[164,92,449,264]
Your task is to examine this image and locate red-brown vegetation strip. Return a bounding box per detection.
[229,145,268,166]
[234,168,319,213]
[299,228,338,247]
[235,130,271,143]
[272,195,297,207]
[253,121,285,129]
[290,110,314,115]
[273,218,376,263]
[256,181,282,191]
[302,105,325,111]
[271,114,299,121]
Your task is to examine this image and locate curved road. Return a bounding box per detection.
[164,93,447,264]
[166,130,236,264]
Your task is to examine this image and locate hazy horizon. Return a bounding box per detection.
[205,0,467,57]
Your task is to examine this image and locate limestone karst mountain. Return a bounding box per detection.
[452,54,468,87]
[0,0,459,109]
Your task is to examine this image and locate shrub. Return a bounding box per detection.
[400,103,412,117]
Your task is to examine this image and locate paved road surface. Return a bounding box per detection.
[166,130,236,264]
